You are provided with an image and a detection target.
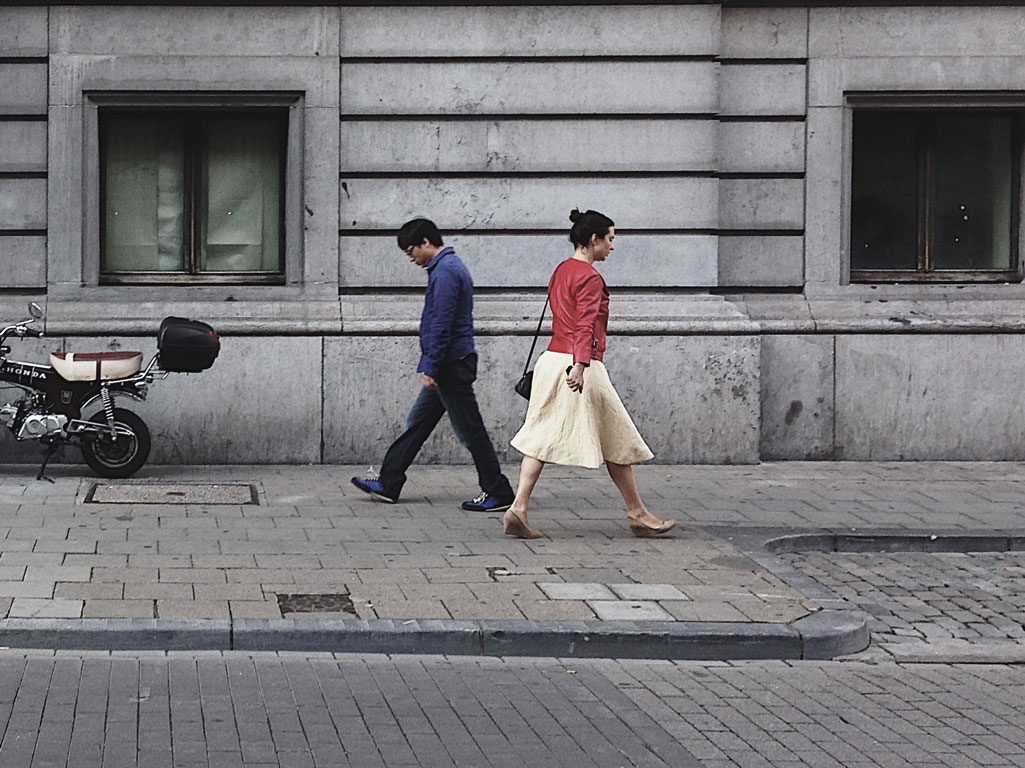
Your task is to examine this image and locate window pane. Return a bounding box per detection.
[851,113,919,271]
[200,115,283,272]
[103,116,185,272]
[931,115,1013,270]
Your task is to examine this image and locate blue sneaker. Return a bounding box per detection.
[350,476,398,504]
[461,492,513,513]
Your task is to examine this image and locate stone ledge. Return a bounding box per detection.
[39,299,343,335]
[735,293,1025,334]
[19,292,1025,337]
[343,294,760,335]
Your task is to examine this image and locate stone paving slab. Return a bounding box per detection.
[0,466,822,635]
[15,460,1025,656]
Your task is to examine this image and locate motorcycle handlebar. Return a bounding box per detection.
[0,324,43,341]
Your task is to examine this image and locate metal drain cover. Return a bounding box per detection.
[276,593,356,616]
[85,482,258,505]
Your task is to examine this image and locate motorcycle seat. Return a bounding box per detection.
[50,351,143,381]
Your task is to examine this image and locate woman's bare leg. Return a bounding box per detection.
[606,461,669,527]
[504,456,544,537]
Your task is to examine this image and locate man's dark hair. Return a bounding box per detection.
[397,218,444,249]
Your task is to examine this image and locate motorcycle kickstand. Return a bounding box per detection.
[36,439,59,483]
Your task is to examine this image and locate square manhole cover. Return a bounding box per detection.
[85,482,258,505]
[276,593,356,617]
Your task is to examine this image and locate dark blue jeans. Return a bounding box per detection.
[377,353,514,502]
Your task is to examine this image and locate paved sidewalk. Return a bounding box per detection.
[1,461,1024,656]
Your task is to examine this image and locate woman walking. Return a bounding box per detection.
[505,209,676,539]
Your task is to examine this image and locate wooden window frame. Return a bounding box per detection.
[93,94,295,286]
[848,93,1024,284]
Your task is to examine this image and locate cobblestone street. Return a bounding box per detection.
[611,658,1025,768]
[2,651,1025,767]
[784,550,1025,662]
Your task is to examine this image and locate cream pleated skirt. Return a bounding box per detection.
[510,351,654,469]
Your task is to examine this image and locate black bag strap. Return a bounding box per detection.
[521,294,549,377]
[522,261,567,376]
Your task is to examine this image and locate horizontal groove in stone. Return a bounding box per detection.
[720,58,808,66]
[341,112,720,122]
[339,228,805,238]
[340,55,719,65]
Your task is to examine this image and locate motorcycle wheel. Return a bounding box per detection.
[80,408,152,479]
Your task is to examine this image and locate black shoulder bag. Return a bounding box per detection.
[515,295,549,400]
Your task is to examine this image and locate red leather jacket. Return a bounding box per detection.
[546,258,609,364]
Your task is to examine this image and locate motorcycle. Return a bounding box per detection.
[0,303,219,480]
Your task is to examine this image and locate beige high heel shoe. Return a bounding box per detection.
[503,510,542,539]
[628,518,676,537]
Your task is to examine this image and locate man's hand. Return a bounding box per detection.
[422,374,438,390]
[566,363,585,393]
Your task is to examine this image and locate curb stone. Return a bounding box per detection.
[477,620,803,659]
[768,530,1025,554]
[0,618,230,651]
[791,610,870,660]
[0,614,865,660]
[233,618,482,655]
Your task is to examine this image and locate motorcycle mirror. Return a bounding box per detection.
[28,302,42,320]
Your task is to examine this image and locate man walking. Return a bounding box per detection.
[351,218,516,512]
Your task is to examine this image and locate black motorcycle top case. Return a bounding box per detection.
[158,317,220,373]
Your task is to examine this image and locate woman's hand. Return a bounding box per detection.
[566,363,586,393]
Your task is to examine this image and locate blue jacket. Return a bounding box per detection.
[418,247,476,378]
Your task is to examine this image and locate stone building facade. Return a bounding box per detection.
[2,2,1024,465]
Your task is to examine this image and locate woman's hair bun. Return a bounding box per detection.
[567,208,614,247]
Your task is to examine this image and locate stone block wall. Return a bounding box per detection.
[760,331,1025,461]
[0,8,47,289]
[718,7,808,289]
[3,4,1025,466]
[338,4,724,291]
